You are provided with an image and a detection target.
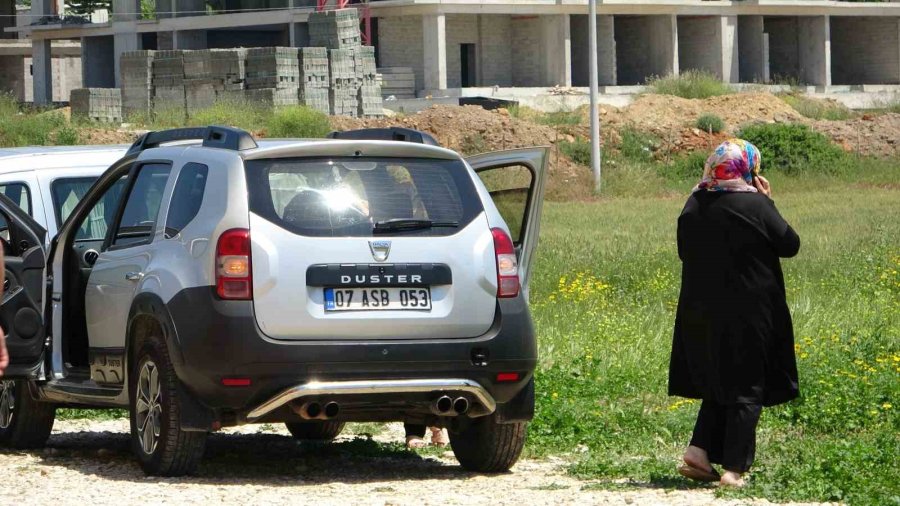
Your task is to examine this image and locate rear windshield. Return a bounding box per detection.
[245,157,483,237]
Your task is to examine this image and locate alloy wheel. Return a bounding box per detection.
[0,380,15,429]
[135,361,162,455]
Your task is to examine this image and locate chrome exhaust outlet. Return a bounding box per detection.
[324,401,340,419]
[432,395,453,415]
[453,397,470,415]
[292,401,323,420]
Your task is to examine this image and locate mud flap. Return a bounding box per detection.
[177,382,218,432]
[495,377,535,424]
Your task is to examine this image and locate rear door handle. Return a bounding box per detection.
[125,272,144,281]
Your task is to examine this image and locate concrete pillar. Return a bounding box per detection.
[81,35,116,88]
[112,0,139,22]
[798,16,831,87]
[422,13,447,91]
[290,22,310,47]
[738,15,768,83]
[32,39,52,105]
[651,15,678,77]
[173,30,207,49]
[540,14,571,87]
[719,16,739,83]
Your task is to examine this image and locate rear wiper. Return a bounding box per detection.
[373,219,459,233]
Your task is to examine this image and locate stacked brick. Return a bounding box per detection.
[377,67,416,99]
[183,49,248,113]
[309,8,361,49]
[120,50,154,117]
[328,48,359,117]
[70,88,123,123]
[152,50,187,113]
[355,45,383,118]
[298,47,330,115]
[244,47,300,107]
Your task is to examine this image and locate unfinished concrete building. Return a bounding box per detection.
[3,0,899,104]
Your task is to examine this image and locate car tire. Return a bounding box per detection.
[284,421,346,441]
[130,336,206,476]
[0,380,55,449]
[449,414,527,473]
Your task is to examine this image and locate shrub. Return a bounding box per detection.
[647,70,734,99]
[559,138,591,166]
[695,114,725,134]
[737,123,847,175]
[266,105,331,138]
[54,124,81,145]
[662,150,708,181]
[536,110,581,128]
[190,100,267,131]
[0,110,67,147]
[779,94,855,121]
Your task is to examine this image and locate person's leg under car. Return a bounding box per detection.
[404,423,427,448]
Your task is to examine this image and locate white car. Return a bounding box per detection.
[0,146,129,240]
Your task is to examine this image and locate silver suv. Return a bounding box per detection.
[0,126,547,476]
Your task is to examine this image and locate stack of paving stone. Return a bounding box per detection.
[309,8,361,49]
[151,50,186,113]
[377,67,416,99]
[298,47,330,114]
[354,46,383,118]
[120,50,154,117]
[183,50,218,114]
[70,88,123,123]
[328,47,359,117]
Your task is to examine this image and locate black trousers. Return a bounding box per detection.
[689,400,763,473]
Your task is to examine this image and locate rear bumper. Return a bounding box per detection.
[164,287,537,422]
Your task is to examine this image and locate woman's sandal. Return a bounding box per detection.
[406,435,427,449]
[678,463,721,483]
[430,427,449,447]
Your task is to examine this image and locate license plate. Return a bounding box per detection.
[324,287,432,312]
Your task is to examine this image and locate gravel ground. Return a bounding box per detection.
[2,419,832,506]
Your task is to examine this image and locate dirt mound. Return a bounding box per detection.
[812,113,900,158]
[331,105,594,200]
[589,93,808,137]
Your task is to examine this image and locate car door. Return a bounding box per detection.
[0,193,48,379]
[85,162,172,350]
[466,147,549,296]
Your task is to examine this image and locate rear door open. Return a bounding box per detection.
[466,148,549,296]
[0,193,48,379]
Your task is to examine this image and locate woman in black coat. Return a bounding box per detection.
[669,139,801,487]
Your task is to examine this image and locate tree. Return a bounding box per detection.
[67,0,112,16]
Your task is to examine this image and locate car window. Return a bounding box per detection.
[165,163,208,239]
[111,163,172,248]
[51,177,101,229]
[475,165,533,244]
[72,175,129,242]
[245,157,483,238]
[0,183,32,216]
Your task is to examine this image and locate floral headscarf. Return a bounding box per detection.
[693,139,762,193]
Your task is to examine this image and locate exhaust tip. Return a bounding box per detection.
[435,395,453,414]
[324,401,340,419]
[305,402,322,419]
[453,397,470,415]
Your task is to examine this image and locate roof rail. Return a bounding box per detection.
[126,126,258,156]
[326,127,440,146]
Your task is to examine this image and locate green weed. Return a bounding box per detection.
[266,105,331,139]
[737,123,847,175]
[559,139,591,166]
[460,132,488,156]
[694,114,725,134]
[647,71,734,99]
[779,94,856,121]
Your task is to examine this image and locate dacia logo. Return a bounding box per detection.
[369,240,391,262]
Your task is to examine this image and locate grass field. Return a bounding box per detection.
[526,170,899,505]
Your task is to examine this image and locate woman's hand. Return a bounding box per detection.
[754,175,772,197]
[0,330,7,377]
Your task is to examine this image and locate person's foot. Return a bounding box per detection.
[430,427,449,447]
[683,445,713,473]
[720,471,746,487]
[406,435,427,449]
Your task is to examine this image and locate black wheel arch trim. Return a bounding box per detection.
[128,292,218,432]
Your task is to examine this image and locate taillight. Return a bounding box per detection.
[216,228,252,300]
[491,227,519,298]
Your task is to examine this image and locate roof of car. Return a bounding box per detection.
[0,144,131,158]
